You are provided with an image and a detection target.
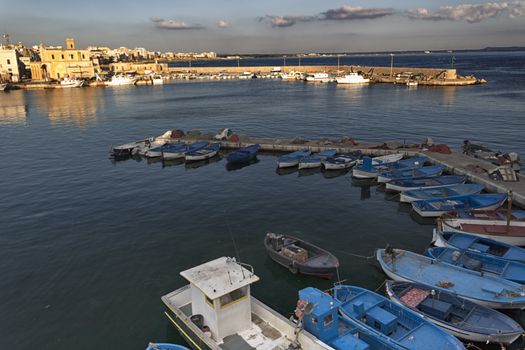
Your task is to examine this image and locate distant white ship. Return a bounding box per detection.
[59,78,84,88]
[280,71,304,80]
[336,72,370,84]
[424,50,431,54]
[305,72,334,83]
[104,75,138,86]
[152,76,164,85]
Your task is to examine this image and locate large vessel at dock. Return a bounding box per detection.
[336,73,369,84]
[104,74,138,86]
[162,257,331,350]
[305,73,334,83]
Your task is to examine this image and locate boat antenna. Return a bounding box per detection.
[224,209,246,279]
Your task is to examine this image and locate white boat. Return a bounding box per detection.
[407,80,418,87]
[305,73,334,83]
[185,143,220,162]
[162,257,331,350]
[152,76,164,85]
[439,218,525,246]
[59,78,84,88]
[336,73,369,84]
[104,75,138,86]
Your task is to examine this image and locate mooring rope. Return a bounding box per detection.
[337,250,376,260]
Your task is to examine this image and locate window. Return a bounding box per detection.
[82,54,85,59]
[324,315,333,326]
[51,54,55,59]
[6,59,10,65]
[61,54,64,59]
[69,54,74,59]
[311,317,317,324]
[219,287,247,308]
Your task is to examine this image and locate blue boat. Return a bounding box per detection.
[412,193,507,218]
[145,344,190,350]
[385,175,467,192]
[322,151,362,170]
[425,246,525,284]
[298,149,337,169]
[399,183,484,203]
[185,143,220,162]
[146,142,186,158]
[432,230,525,262]
[162,141,209,160]
[377,165,443,183]
[298,287,422,350]
[226,144,260,164]
[353,156,427,179]
[386,281,524,344]
[333,285,465,349]
[277,149,311,168]
[376,248,525,309]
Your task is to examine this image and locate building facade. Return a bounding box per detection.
[30,38,96,81]
[109,62,168,75]
[0,47,24,82]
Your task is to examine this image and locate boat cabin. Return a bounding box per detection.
[180,257,259,342]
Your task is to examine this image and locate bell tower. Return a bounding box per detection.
[66,38,75,49]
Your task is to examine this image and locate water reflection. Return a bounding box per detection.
[298,167,321,177]
[225,158,259,172]
[0,91,27,125]
[185,155,222,169]
[276,167,297,176]
[33,88,102,127]
[321,169,349,179]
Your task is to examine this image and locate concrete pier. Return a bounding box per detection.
[176,133,524,208]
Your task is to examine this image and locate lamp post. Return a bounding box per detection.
[390,53,394,78]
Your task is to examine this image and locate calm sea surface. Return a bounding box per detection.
[0,52,524,350]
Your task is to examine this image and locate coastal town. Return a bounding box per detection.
[0,34,484,90]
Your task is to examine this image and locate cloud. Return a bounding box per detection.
[408,1,525,23]
[259,15,314,27]
[261,5,394,28]
[320,5,395,20]
[217,20,230,28]
[150,17,204,30]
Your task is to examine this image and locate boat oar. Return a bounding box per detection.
[507,190,513,233]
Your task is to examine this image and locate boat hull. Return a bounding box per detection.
[412,197,506,218]
[352,168,377,179]
[441,222,525,246]
[185,150,218,162]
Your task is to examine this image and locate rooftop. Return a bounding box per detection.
[180,256,259,299]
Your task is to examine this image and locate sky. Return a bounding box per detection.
[1,0,524,53]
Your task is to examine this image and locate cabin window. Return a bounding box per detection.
[220,286,247,308]
[324,314,333,326]
[205,295,214,307]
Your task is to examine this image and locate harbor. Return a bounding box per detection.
[1,51,524,350]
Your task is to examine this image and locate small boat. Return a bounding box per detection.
[162,257,331,350]
[386,281,524,344]
[406,80,418,87]
[104,74,138,86]
[0,82,9,91]
[370,153,404,166]
[185,143,220,162]
[353,155,423,179]
[322,154,359,170]
[336,73,370,84]
[298,287,409,350]
[226,144,260,164]
[425,246,525,284]
[264,232,339,278]
[146,142,186,158]
[377,165,443,183]
[110,141,142,157]
[376,247,525,309]
[277,149,311,168]
[298,149,337,170]
[385,175,467,192]
[59,77,84,88]
[332,285,466,350]
[305,72,334,83]
[440,215,525,246]
[152,75,164,85]
[432,230,525,263]
[400,183,484,203]
[412,193,507,218]
[163,141,208,160]
[145,343,189,350]
[446,208,525,222]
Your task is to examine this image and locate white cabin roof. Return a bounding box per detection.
[180,257,259,300]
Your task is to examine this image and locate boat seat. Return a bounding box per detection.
[364,306,397,335]
[481,284,505,295]
[470,242,490,253]
[331,332,370,350]
[459,256,482,271]
[418,298,452,321]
